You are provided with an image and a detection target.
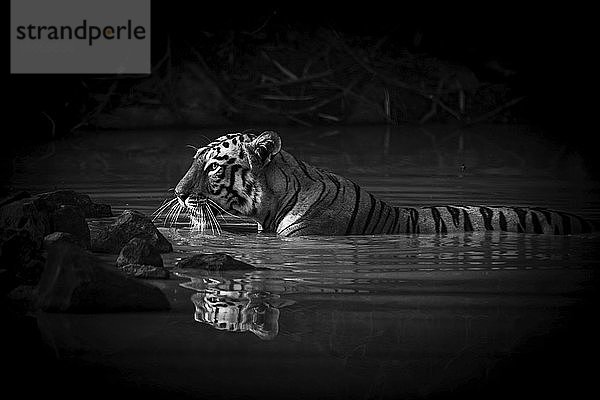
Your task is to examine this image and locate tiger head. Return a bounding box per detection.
[191,289,282,340]
[174,130,281,219]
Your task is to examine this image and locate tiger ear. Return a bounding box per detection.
[246,131,281,170]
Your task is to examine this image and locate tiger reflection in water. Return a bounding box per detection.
[191,283,294,340]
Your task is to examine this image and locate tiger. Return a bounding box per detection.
[174,130,597,237]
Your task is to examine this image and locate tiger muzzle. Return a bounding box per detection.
[175,162,202,206]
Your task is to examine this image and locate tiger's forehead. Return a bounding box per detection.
[193,132,255,160]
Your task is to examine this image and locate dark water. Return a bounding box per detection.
[8,125,600,399]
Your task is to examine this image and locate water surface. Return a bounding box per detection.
[10,125,600,399]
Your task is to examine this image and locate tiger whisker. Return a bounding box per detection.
[165,202,181,228]
[189,204,206,234]
[152,198,178,220]
[199,205,207,234]
[202,205,215,235]
[206,198,242,220]
[152,197,178,221]
[205,204,222,235]
[163,203,175,227]
[199,203,213,235]
[173,202,184,228]
[155,194,225,235]
[173,204,184,227]
[210,205,228,225]
[201,201,220,235]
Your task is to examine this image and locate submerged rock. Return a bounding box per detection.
[175,253,265,271]
[116,237,164,268]
[50,205,90,248]
[91,210,172,254]
[37,240,170,313]
[120,264,170,279]
[34,190,112,218]
[43,232,84,249]
[115,237,169,279]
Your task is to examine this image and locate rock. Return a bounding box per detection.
[0,227,45,286]
[91,210,172,254]
[6,285,37,312]
[37,240,170,313]
[34,190,112,218]
[175,253,265,271]
[43,232,84,249]
[0,191,101,287]
[120,264,170,279]
[0,199,48,245]
[86,203,113,218]
[115,238,169,279]
[116,237,163,268]
[0,197,48,286]
[50,205,90,248]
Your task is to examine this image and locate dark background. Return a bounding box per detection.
[4,2,596,175]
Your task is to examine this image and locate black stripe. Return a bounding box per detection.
[282,181,329,234]
[362,194,377,234]
[514,207,527,233]
[446,206,461,227]
[283,225,308,237]
[274,192,299,227]
[379,207,391,234]
[273,179,301,228]
[325,174,341,207]
[304,181,329,215]
[531,211,543,234]
[499,211,507,231]
[559,212,572,235]
[388,207,400,234]
[431,207,442,234]
[290,153,317,182]
[575,216,592,233]
[242,169,252,192]
[262,210,272,230]
[410,208,419,234]
[227,164,243,193]
[277,166,291,192]
[370,202,387,234]
[479,207,494,230]
[463,209,473,232]
[345,182,362,235]
[533,207,552,225]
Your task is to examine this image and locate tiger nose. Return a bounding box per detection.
[175,189,189,205]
